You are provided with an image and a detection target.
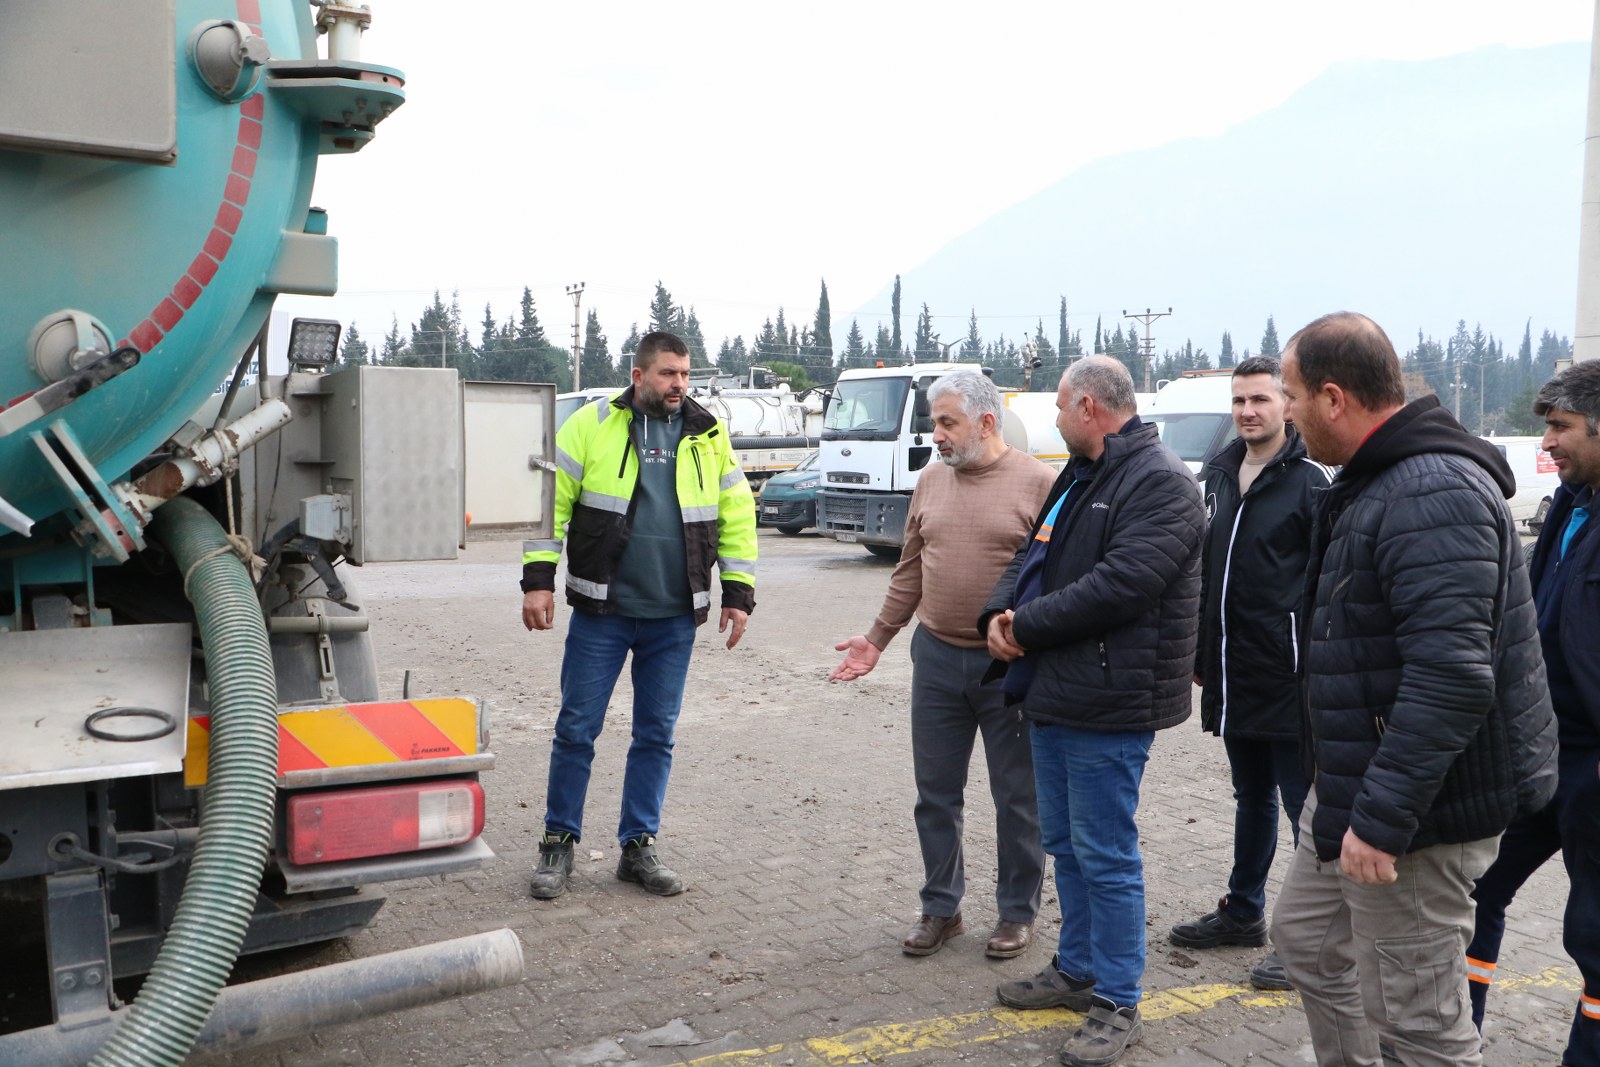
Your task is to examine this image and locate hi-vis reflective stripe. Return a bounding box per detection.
[578,488,629,514]
[1466,957,1497,985]
[720,556,756,574]
[1583,990,1600,1020]
[683,504,718,522]
[719,470,744,490]
[184,698,479,787]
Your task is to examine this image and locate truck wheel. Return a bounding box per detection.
[865,543,901,560]
[1530,496,1551,533]
[777,525,806,536]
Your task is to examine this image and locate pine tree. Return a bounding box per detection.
[648,282,677,334]
[688,308,710,367]
[1058,297,1070,357]
[1260,316,1281,358]
[1219,331,1234,369]
[964,309,982,362]
[581,309,618,387]
[890,275,903,357]
[380,316,404,365]
[842,319,868,368]
[339,322,370,368]
[911,303,937,361]
[812,280,833,357]
[873,324,894,364]
[622,323,642,358]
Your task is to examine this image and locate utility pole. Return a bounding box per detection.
[567,282,585,389]
[438,327,447,368]
[1123,307,1172,392]
[1452,342,1464,421]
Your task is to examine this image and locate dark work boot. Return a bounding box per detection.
[1168,896,1269,949]
[530,831,575,899]
[616,835,684,896]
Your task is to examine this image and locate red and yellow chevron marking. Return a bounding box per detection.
[184,698,479,787]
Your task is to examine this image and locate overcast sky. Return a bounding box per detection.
[279,1,1595,356]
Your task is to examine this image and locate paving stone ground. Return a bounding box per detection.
[202,529,1581,1067]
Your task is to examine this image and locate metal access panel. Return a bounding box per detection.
[0,623,191,790]
[0,1,178,162]
[323,365,463,563]
[461,381,556,533]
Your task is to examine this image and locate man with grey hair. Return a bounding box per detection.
[1465,358,1600,1065]
[982,356,1204,1066]
[832,370,1055,961]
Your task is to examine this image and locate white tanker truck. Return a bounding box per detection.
[0,5,525,1064]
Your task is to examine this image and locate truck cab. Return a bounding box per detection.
[815,363,974,555]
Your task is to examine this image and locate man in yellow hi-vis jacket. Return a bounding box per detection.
[520,331,756,899]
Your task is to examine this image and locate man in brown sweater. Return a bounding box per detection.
[831,370,1057,959]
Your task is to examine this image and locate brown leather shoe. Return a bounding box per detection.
[902,912,964,956]
[986,920,1033,959]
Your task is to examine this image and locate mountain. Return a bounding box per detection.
[854,43,1588,358]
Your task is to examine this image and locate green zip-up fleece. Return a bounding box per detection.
[520,387,757,624]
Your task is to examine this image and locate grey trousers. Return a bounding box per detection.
[908,626,1044,923]
[1271,790,1500,1067]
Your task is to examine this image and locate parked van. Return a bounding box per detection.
[1143,371,1237,474]
[1484,435,1561,531]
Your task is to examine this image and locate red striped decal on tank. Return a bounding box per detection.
[117,51,263,354]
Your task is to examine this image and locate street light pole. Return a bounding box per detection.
[567,282,585,390]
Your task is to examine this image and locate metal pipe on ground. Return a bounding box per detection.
[0,928,525,1065]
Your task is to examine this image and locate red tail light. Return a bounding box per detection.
[286,780,485,865]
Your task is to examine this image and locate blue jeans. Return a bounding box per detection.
[1031,722,1154,1007]
[1222,735,1309,921]
[544,611,697,845]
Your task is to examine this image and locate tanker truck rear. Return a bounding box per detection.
[0,5,524,1064]
[815,364,1067,557]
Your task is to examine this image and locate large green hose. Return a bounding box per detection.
[89,496,279,1067]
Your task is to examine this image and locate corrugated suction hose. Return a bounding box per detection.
[89,495,279,1067]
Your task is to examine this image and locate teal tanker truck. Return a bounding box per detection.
[0,4,523,1064]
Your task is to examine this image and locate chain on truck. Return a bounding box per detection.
[0,5,533,1064]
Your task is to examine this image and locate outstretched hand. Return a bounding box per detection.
[829,635,881,681]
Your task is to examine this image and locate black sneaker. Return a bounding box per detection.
[1250,950,1293,991]
[616,835,684,896]
[1168,896,1269,949]
[530,831,575,899]
[996,954,1097,1011]
[1059,995,1142,1067]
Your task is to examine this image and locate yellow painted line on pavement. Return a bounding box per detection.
[687,967,1583,1067]
[687,981,1291,1067]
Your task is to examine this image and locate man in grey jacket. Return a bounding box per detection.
[1270,312,1556,1067]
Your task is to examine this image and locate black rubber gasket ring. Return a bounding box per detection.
[85,706,178,743]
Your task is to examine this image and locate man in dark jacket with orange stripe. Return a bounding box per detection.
[1270,312,1556,1067]
[1466,358,1600,1065]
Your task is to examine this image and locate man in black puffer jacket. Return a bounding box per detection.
[1270,312,1557,1067]
[981,356,1204,1067]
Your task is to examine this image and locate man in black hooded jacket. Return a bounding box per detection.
[1269,312,1556,1067]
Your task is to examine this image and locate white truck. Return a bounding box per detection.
[1142,370,1239,474]
[1485,435,1563,531]
[814,363,1068,557]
